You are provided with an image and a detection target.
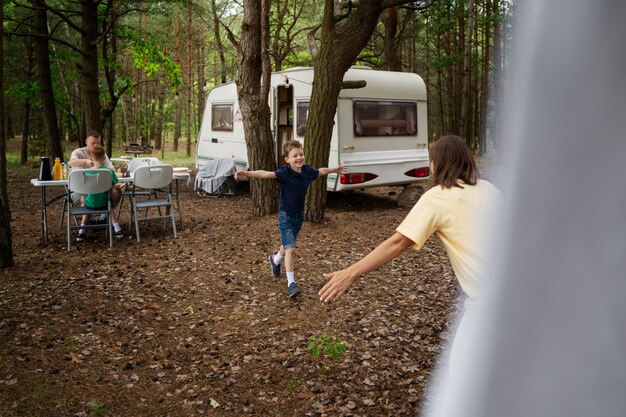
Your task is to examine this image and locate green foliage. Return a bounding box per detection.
[307,329,346,362]
[430,53,464,70]
[283,51,314,69]
[118,26,182,90]
[5,81,39,106]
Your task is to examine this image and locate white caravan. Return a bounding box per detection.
[196,66,429,191]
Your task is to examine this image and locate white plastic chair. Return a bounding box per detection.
[128,157,160,173]
[118,157,161,220]
[128,158,147,174]
[130,164,177,242]
[66,169,113,250]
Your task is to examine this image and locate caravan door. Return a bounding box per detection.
[276,85,293,166]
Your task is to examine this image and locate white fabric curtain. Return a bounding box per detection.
[424,1,626,417]
[405,105,416,135]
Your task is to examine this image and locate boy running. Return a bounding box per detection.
[235,140,344,298]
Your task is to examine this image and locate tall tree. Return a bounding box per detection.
[304,0,431,223]
[21,43,36,165]
[210,0,228,83]
[185,0,192,156]
[233,0,277,215]
[459,0,476,142]
[80,0,101,133]
[0,0,14,267]
[173,13,181,151]
[31,0,63,159]
[382,6,402,71]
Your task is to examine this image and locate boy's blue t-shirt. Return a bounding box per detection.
[274,165,319,213]
[84,166,118,209]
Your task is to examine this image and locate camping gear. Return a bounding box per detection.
[39,157,52,181]
[194,158,236,197]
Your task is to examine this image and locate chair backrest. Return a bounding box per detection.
[128,158,148,173]
[141,157,161,165]
[68,169,112,194]
[133,164,173,189]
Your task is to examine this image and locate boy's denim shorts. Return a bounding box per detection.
[278,210,305,249]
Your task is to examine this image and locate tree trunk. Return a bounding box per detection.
[21,100,31,165]
[304,0,386,223]
[211,0,227,84]
[5,108,13,140]
[491,0,502,150]
[459,0,476,142]
[20,41,35,165]
[32,0,62,159]
[101,4,127,156]
[154,87,165,150]
[80,0,102,133]
[382,7,402,71]
[197,44,205,134]
[173,14,181,150]
[185,0,193,157]
[0,2,13,267]
[238,0,278,216]
[479,0,492,155]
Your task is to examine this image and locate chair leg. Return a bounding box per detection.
[133,203,141,242]
[108,212,113,248]
[129,196,135,232]
[67,202,71,251]
[117,192,125,224]
[170,203,178,239]
[61,198,67,228]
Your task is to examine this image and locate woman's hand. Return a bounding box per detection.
[319,232,413,303]
[319,268,358,303]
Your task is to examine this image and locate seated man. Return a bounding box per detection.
[68,130,122,218]
[76,144,123,241]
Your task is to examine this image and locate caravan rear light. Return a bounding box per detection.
[404,167,429,178]
[340,172,378,185]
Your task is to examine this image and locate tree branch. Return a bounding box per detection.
[307,24,320,58]
[222,21,239,50]
[341,80,367,89]
[381,0,435,10]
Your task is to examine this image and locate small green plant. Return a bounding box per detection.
[63,335,76,346]
[87,401,108,416]
[30,383,51,403]
[46,326,58,341]
[287,375,302,393]
[307,329,346,362]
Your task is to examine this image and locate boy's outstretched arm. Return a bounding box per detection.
[318,164,345,177]
[235,170,276,180]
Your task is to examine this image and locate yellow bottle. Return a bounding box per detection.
[53,157,62,180]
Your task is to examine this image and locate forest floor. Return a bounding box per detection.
[0,140,478,417]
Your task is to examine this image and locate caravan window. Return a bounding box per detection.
[296,102,309,137]
[353,101,417,137]
[211,104,234,131]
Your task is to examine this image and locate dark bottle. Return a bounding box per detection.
[39,157,52,181]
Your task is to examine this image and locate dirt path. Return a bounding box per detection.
[0,166,458,416]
